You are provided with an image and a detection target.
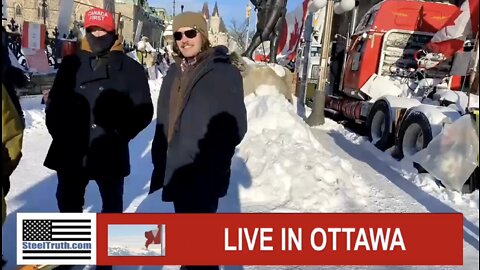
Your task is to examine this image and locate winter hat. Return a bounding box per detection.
[172,12,208,38]
[84,8,115,33]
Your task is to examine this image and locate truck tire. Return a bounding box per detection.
[463,167,479,193]
[396,111,433,160]
[367,100,394,151]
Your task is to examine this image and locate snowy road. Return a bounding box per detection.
[312,123,479,268]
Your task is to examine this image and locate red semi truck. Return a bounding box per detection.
[324,0,479,192]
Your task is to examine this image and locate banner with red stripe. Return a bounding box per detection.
[21,21,46,50]
[95,213,463,266]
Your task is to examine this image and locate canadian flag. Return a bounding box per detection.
[279,0,310,60]
[144,225,162,249]
[426,0,479,58]
[261,0,310,62]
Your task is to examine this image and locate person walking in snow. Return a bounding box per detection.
[2,83,24,267]
[149,12,247,267]
[44,8,153,215]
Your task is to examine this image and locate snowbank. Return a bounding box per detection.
[316,119,480,215]
[20,95,46,133]
[140,91,370,213]
[235,93,371,212]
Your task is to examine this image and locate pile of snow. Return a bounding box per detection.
[235,93,372,212]
[316,119,480,217]
[141,91,371,213]
[108,246,162,256]
[20,95,46,132]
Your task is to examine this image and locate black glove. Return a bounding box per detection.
[149,167,165,194]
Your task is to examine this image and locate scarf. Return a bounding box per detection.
[85,32,116,56]
[167,50,213,143]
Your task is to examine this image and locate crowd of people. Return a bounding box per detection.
[2,7,247,270]
[128,35,173,80]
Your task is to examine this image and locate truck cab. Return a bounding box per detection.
[326,0,479,193]
[339,0,461,99]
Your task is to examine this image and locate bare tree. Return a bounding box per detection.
[228,19,250,52]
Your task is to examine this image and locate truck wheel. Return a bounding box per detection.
[367,100,394,151]
[396,111,433,160]
[463,167,479,193]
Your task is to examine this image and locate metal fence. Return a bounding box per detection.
[4,18,78,70]
[5,18,139,69]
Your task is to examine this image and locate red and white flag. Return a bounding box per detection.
[426,0,479,58]
[275,0,310,61]
[144,225,162,249]
[22,21,46,50]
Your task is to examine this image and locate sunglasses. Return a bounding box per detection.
[173,29,198,41]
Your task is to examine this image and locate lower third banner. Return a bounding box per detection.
[96,213,463,266]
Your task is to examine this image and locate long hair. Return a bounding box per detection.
[172,32,211,58]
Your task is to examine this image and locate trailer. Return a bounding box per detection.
[323,0,479,192]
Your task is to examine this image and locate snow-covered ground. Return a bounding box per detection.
[2,78,478,270]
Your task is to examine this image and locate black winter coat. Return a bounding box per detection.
[44,39,154,179]
[150,46,247,202]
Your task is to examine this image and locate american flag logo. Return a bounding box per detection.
[17,213,96,265]
[23,219,92,242]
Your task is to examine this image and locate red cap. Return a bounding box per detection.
[84,8,115,32]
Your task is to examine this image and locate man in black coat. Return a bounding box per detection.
[44,8,154,215]
[149,13,247,269]
[150,12,247,214]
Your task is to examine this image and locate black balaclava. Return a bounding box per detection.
[85,31,116,56]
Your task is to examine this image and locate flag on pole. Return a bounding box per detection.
[144,225,162,249]
[275,0,310,61]
[426,0,479,58]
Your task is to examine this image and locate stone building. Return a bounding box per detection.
[4,0,66,34]
[3,0,166,46]
[114,0,165,46]
[201,1,229,47]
